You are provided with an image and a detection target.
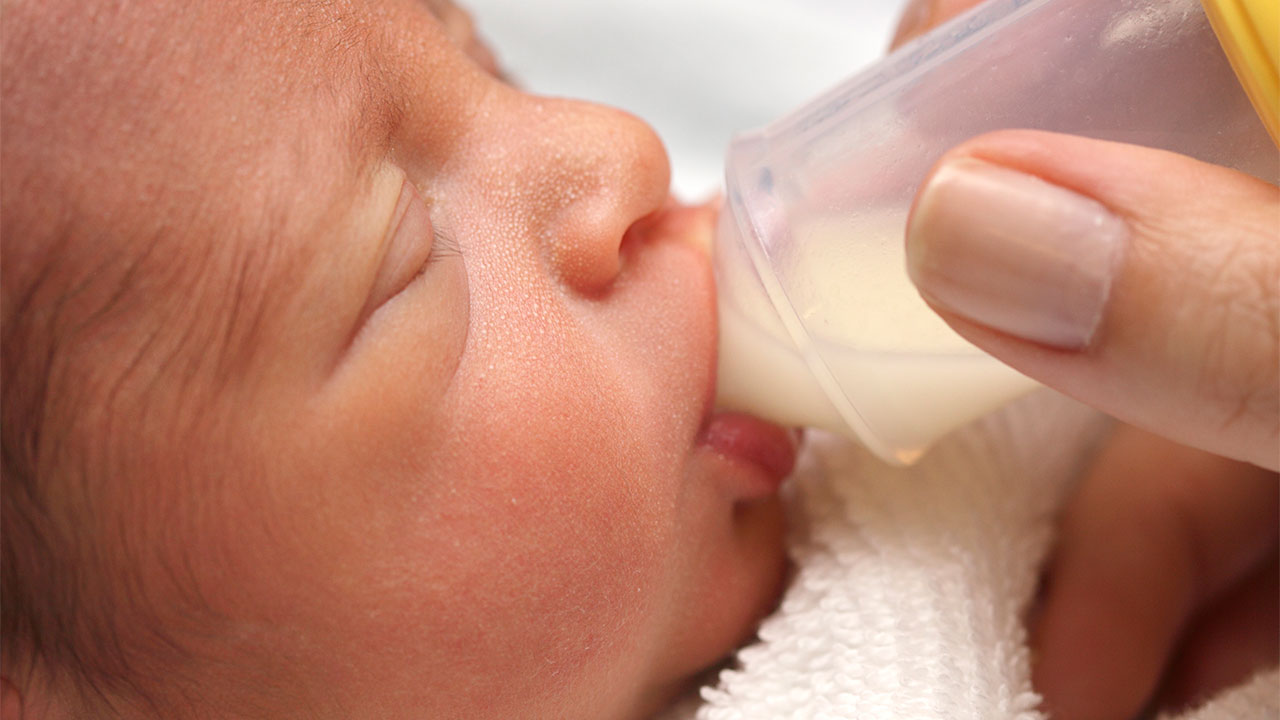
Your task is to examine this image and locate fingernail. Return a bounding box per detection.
[906,158,1127,349]
[890,0,933,50]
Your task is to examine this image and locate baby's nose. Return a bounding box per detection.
[513,98,671,294]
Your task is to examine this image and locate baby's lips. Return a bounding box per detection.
[701,411,800,498]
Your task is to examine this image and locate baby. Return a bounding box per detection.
[1,1,798,717]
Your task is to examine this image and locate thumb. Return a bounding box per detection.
[905,130,1279,470]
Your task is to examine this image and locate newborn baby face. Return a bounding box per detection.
[0,1,794,717]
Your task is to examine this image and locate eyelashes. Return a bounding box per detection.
[338,173,468,365]
[401,224,462,293]
[357,177,450,327]
[428,225,462,263]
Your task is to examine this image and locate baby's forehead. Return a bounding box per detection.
[3,0,400,421]
[5,1,380,269]
[5,0,386,153]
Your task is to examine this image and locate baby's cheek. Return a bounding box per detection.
[417,358,681,702]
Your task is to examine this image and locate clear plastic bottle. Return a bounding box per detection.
[714,0,1278,464]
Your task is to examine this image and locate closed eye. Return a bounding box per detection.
[357,178,441,327]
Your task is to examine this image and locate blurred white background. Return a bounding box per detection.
[465,1,907,199]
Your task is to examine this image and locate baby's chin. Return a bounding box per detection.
[733,494,791,632]
[684,493,789,660]
[640,494,788,718]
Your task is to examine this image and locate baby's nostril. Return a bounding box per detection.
[548,223,624,294]
[542,190,665,296]
[512,100,671,295]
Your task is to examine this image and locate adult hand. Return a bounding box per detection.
[906,131,1277,471]
[892,1,1280,718]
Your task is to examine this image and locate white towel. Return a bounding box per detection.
[659,389,1278,719]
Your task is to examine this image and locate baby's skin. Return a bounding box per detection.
[0,1,797,717]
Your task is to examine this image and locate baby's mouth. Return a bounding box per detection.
[628,197,800,492]
[654,198,798,494]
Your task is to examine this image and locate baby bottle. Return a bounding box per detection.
[713,0,1278,465]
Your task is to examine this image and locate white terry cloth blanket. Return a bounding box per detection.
[657,389,1279,720]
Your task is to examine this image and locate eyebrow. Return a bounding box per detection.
[345,93,402,183]
[320,16,403,181]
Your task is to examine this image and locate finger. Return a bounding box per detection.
[1155,548,1278,714]
[1030,425,1279,720]
[889,0,985,50]
[905,130,1280,469]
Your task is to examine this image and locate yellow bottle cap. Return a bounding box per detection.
[1202,0,1279,147]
